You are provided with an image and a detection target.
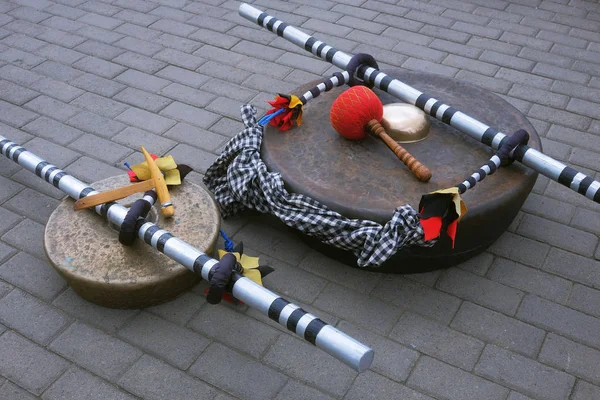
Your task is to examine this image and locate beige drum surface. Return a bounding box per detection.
[44,175,220,308]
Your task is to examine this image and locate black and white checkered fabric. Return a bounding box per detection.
[203,105,435,268]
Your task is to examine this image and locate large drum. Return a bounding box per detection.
[261,69,541,273]
[44,175,220,308]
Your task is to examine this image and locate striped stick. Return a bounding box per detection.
[239,3,600,205]
[0,135,374,373]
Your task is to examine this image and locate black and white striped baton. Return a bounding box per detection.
[0,135,374,373]
[239,3,600,205]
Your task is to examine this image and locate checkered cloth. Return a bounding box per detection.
[203,105,436,268]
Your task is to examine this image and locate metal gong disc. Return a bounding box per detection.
[44,175,221,308]
[261,69,542,273]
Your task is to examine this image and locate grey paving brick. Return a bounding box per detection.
[0,47,45,69]
[0,207,21,236]
[571,208,600,236]
[242,73,298,95]
[67,111,125,139]
[553,13,600,32]
[159,83,215,108]
[52,287,138,334]
[115,69,170,93]
[570,27,600,41]
[72,55,126,79]
[530,104,592,131]
[189,303,279,359]
[402,57,458,77]
[146,290,205,326]
[0,250,66,300]
[49,321,142,381]
[110,52,166,75]
[518,214,597,257]
[274,380,334,400]
[44,3,87,19]
[163,143,215,173]
[0,280,13,299]
[186,13,236,33]
[120,354,216,400]
[408,356,508,400]
[114,36,163,56]
[113,0,157,13]
[337,320,419,382]
[0,331,70,395]
[116,107,175,134]
[3,19,49,36]
[113,128,174,155]
[567,284,600,320]
[78,1,122,16]
[113,9,159,26]
[195,62,251,86]
[392,311,485,370]
[207,95,265,120]
[114,88,170,113]
[539,333,600,385]
[68,134,131,164]
[27,77,82,104]
[0,174,24,204]
[160,101,220,128]
[572,381,600,400]
[76,25,123,46]
[347,371,434,400]
[249,256,326,305]
[8,6,51,23]
[77,12,122,30]
[375,274,461,323]
[437,268,524,315]
[519,294,600,349]
[153,48,205,70]
[380,27,432,47]
[0,65,42,86]
[4,188,60,224]
[156,65,210,88]
[443,54,498,76]
[209,116,245,137]
[0,381,38,400]
[149,18,197,37]
[70,94,125,119]
[0,287,70,345]
[452,21,500,40]
[508,84,568,110]
[44,366,136,400]
[42,15,85,31]
[69,73,124,97]
[467,36,522,56]
[190,342,286,399]
[451,301,545,358]
[24,95,80,121]
[233,220,310,265]
[65,155,124,183]
[572,59,600,76]
[314,282,402,335]
[33,60,84,82]
[153,32,202,53]
[193,44,248,66]
[36,44,85,65]
[475,344,575,400]
[455,70,512,94]
[457,252,494,276]
[146,4,195,21]
[544,248,600,291]
[118,312,209,369]
[547,125,600,154]
[569,148,600,172]
[113,24,158,43]
[163,122,225,152]
[488,257,572,303]
[188,28,240,49]
[1,33,46,52]
[296,251,380,295]
[0,99,38,128]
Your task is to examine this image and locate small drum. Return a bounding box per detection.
[261,69,541,273]
[44,175,220,308]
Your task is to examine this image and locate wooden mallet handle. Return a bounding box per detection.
[366,119,432,182]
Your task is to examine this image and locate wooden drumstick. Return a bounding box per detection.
[73,179,155,211]
[141,146,175,217]
[366,119,432,182]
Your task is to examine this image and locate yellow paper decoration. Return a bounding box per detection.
[218,249,264,286]
[131,155,181,185]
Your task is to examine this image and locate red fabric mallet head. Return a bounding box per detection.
[329,86,432,182]
[330,86,383,140]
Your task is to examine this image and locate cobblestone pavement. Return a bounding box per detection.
[0,0,599,399]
